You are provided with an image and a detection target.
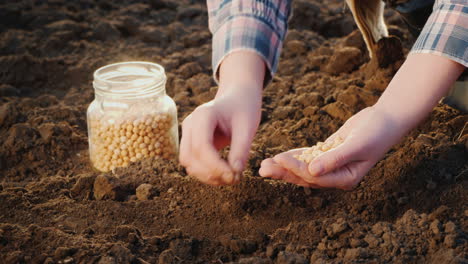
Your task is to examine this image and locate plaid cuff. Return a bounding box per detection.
[208,0,291,85]
[410,3,468,67]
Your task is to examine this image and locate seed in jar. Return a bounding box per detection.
[88,113,176,172]
[294,137,344,163]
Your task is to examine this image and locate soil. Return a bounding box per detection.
[0,0,467,263]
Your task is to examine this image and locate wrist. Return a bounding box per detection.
[370,104,413,142]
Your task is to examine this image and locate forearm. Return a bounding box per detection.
[374,53,465,136]
[216,51,265,97]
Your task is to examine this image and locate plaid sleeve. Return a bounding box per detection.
[207,0,292,84]
[410,0,468,67]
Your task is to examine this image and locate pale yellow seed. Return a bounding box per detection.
[295,137,344,163]
[145,118,152,126]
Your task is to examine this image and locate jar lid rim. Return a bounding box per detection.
[93,61,166,98]
[94,61,166,84]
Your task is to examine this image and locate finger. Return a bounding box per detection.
[259,158,288,179]
[278,170,321,188]
[190,109,234,184]
[262,156,320,188]
[186,163,226,186]
[228,112,260,174]
[179,116,193,167]
[307,160,374,190]
[307,139,362,177]
[260,159,320,188]
[273,152,311,180]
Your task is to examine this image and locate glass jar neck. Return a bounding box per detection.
[93,62,166,100]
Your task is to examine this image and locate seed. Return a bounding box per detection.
[294,137,344,163]
[88,113,177,172]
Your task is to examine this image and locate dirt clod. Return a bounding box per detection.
[70,173,96,199]
[136,183,159,201]
[93,174,126,201]
[322,102,353,121]
[325,47,363,75]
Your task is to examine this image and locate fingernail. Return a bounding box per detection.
[223,171,234,184]
[234,172,241,183]
[308,162,323,176]
[232,160,243,173]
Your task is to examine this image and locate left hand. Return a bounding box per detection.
[259,106,406,190]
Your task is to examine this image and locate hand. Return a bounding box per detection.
[179,51,265,186]
[259,106,406,190]
[180,88,261,186]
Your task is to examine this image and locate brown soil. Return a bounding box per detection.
[1,0,467,263]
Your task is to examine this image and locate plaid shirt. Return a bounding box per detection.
[411,0,467,67]
[207,0,467,83]
[207,0,291,83]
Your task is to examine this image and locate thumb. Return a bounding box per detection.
[307,139,361,177]
[228,114,259,174]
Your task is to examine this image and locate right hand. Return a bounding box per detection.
[179,86,262,186]
[179,51,265,186]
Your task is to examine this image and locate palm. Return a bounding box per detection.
[260,107,401,190]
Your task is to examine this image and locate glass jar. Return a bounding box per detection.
[87,62,178,172]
